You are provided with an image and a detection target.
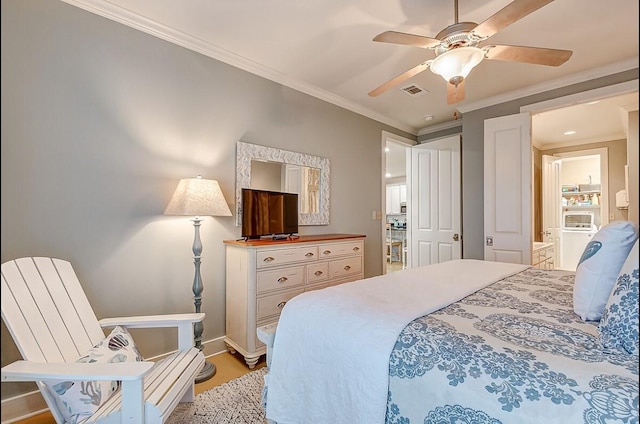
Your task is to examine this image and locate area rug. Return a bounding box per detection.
[167,367,268,424]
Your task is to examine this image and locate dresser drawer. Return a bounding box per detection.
[257,266,305,293]
[257,289,304,320]
[307,262,329,284]
[257,246,318,268]
[319,240,364,259]
[329,256,363,279]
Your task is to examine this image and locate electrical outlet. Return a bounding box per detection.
[372,210,377,219]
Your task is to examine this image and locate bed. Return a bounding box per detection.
[263,258,639,424]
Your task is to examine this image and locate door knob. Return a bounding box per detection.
[453,233,459,241]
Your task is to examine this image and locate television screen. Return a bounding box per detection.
[241,188,299,239]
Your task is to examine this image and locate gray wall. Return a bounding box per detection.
[1,0,414,400]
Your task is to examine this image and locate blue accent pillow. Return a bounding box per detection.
[573,221,638,321]
[599,239,639,355]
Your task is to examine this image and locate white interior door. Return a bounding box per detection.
[542,155,562,268]
[408,135,461,267]
[484,113,532,264]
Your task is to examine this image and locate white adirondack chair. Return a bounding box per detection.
[1,257,206,423]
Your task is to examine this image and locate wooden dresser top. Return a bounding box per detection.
[223,233,366,247]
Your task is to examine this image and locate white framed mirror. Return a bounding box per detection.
[236,141,330,226]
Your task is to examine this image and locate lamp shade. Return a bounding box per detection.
[430,47,485,85]
[164,176,232,217]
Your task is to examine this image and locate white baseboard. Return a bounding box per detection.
[1,336,229,423]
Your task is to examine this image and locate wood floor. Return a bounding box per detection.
[15,351,266,424]
[386,260,404,273]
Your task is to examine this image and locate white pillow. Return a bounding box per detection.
[44,326,143,424]
[573,221,638,321]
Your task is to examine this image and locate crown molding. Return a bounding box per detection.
[457,58,639,114]
[57,1,640,137]
[417,118,463,136]
[61,0,418,135]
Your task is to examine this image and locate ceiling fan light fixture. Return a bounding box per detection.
[430,46,485,86]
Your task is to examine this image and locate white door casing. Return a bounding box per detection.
[542,155,562,268]
[408,135,461,267]
[484,113,532,264]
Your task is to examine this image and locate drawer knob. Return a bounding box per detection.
[323,250,332,255]
[314,270,323,276]
[277,276,288,283]
[277,301,287,309]
[263,256,275,262]
[305,252,315,257]
[344,265,351,271]
[353,247,360,252]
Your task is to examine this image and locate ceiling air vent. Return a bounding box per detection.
[401,84,428,97]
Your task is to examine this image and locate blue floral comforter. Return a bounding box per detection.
[385,268,639,424]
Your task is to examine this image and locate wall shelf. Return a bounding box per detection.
[563,205,600,210]
[561,190,600,196]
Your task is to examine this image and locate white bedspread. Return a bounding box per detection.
[265,259,529,424]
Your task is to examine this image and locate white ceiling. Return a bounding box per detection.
[532,92,638,148]
[63,0,639,136]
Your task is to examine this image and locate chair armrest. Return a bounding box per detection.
[99,313,205,351]
[98,313,205,328]
[1,360,154,382]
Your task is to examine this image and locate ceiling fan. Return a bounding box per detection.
[369,0,573,104]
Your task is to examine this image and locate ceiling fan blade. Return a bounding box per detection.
[447,80,465,104]
[484,44,572,66]
[472,0,554,39]
[369,61,431,97]
[373,31,441,49]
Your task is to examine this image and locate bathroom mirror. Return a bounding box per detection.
[236,141,330,226]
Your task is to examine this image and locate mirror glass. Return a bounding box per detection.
[236,141,330,226]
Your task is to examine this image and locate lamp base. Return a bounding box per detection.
[195,360,216,384]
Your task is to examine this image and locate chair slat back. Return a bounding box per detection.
[1,257,105,364]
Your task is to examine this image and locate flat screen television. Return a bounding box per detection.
[241,188,299,239]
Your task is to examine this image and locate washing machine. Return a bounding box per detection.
[560,211,597,271]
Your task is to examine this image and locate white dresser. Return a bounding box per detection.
[224,234,366,368]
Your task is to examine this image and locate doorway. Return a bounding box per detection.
[540,149,608,271]
[382,132,462,273]
[384,139,410,274]
[382,131,414,274]
[532,92,633,269]
[483,82,636,265]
